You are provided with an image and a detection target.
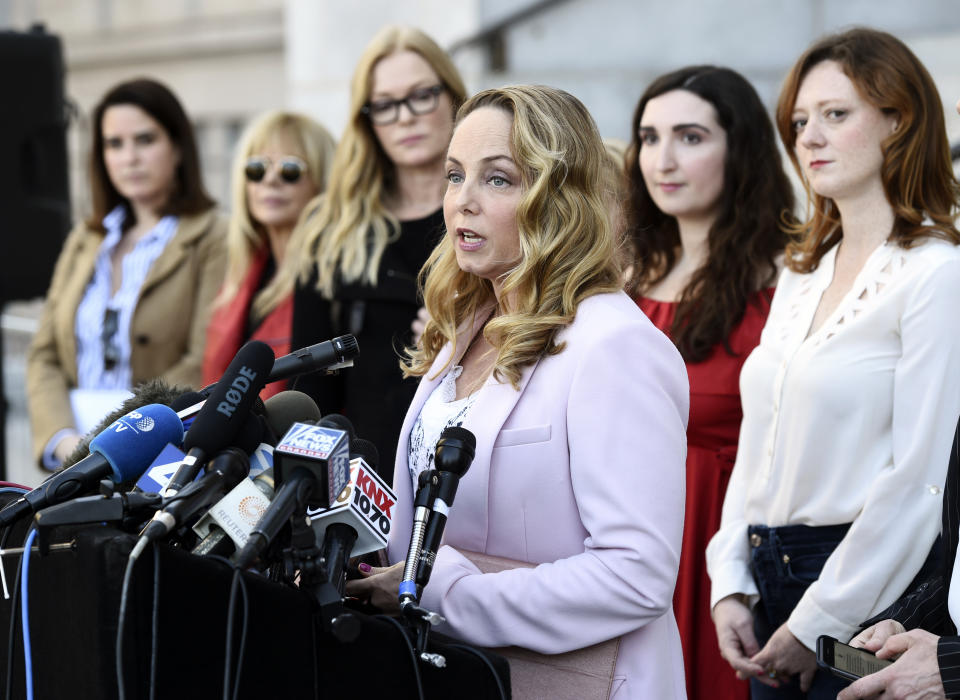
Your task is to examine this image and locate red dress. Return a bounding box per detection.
[638,291,772,700]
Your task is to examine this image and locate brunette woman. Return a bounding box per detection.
[27,78,225,469]
[626,65,794,700]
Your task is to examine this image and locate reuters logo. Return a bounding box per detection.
[238,496,267,525]
[136,416,156,431]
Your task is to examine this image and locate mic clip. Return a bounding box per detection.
[400,599,447,664]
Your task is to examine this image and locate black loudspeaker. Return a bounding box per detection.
[0,25,71,302]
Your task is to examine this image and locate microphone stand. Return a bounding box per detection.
[281,509,360,643]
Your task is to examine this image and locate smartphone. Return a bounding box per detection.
[816,635,893,681]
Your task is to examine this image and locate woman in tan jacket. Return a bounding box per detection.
[27,78,226,469]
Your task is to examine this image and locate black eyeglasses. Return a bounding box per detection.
[102,308,120,371]
[362,84,445,126]
[244,156,308,184]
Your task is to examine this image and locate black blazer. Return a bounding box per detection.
[289,210,444,482]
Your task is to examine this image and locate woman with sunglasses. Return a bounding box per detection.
[26,78,226,470]
[201,111,335,398]
[287,25,467,478]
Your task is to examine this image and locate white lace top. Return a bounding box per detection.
[407,365,479,490]
[707,237,960,650]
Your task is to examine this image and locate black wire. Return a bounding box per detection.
[3,531,26,700]
[222,569,240,700]
[447,643,508,700]
[376,615,424,700]
[116,547,142,700]
[149,544,160,700]
[230,572,249,700]
[221,567,250,700]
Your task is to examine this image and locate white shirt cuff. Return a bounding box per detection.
[42,428,81,470]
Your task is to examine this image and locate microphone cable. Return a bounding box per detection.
[447,644,508,700]
[3,518,30,700]
[376,614,425,700]
[150,544,160,700]
[19,527,37,700]
[116,539,149,700]
[224,567,250,700]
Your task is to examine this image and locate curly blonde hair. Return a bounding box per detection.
[218,111,335,318]
[405,85,623,388]
[295,26,467,297]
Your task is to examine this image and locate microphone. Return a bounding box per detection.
[135,412,266,495]
[191,468,275,557]
[60,380,200,468]
[190,390,321,557]
[232,415,352,569]
[399,468,439,606]
[309,439,395,592]
[267,335,359,384]
[414,427,476,593]
[134,447,251,556]
[262,390,322,443]
[164,341,274,496]
[0,404,183,528]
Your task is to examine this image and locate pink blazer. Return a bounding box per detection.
[387,291,690,699]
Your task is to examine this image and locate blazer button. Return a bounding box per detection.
[135,335,150,345]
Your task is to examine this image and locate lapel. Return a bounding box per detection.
[139,209,214,298]
[394,302,543,553]
[58,229,102,382]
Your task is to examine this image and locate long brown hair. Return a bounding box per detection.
[776,27,960,272]
[625,66,794,362]
[87,78,214,231]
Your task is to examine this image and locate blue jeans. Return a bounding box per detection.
[747,523,852,700]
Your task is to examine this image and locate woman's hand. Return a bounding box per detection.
[750,622,818,691]
[411,307,431,345]
[713,595,770,683]
[848,619,906,652]
[53,433,83,466]
[344,561,404,614]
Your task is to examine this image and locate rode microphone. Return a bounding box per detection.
[133,447,251,556]
[232,415,352,569]
[191,390,321,557]
[0,404,183,528]
[309,439,395,593]
[164,341,274,497]
[268,335,359,384]
[399,468,439,606]
[413,427,476,593]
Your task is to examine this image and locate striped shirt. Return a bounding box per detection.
[74,205,179,389]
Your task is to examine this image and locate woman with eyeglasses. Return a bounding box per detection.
[26,78,226,470]
[201,111,335,398]
[286,25,467,478]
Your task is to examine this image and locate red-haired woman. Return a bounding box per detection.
[708,28,960,699]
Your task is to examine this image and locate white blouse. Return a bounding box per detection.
[407,365,479,492]
[707,237,960,650]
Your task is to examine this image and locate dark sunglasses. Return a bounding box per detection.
[102,308,120,371]
[244,156,308,184]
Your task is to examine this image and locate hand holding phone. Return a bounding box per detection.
[816,635,893,681]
